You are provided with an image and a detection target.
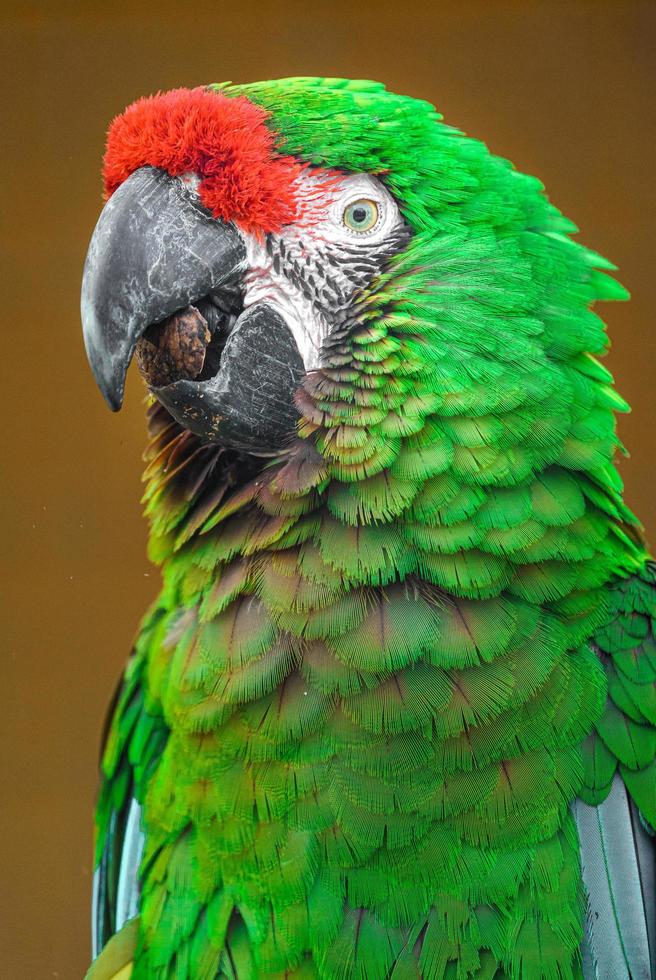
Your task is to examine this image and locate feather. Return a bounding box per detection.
[573,773,653,979]
[115,798,145,935]
[629,797,656,977]
[328,471,419,525]
[595,699,656,770]
[579,731,618,806]
[85,917,138,980]
[620,759,656,827]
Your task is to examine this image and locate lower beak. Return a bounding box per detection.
[80,165,304,451]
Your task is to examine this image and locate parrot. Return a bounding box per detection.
[80,78,655,980]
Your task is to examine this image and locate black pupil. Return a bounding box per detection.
[352,206,368,224]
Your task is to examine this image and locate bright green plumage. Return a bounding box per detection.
[92,78,655,979]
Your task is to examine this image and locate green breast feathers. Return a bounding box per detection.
[82,78,655,980]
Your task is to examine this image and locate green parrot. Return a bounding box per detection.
[81,79,655,980]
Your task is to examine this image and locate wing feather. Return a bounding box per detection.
[574,758,654,979]
[115,798,145,936]
[91,607,169,960]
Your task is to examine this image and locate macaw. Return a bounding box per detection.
[81,79,655,980]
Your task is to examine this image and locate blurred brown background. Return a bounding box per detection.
[1,1,654,976]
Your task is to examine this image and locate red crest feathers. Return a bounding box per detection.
[102,87,303,235]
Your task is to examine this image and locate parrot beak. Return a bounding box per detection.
[81,165,304,452]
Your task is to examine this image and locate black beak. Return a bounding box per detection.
[81,165,304,452]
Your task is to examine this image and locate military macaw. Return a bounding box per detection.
[81,79,655,980]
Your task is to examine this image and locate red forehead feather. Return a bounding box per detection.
[102,87,304,235]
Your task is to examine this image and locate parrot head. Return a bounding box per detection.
[81,81,416,453]
[83,77,627,500]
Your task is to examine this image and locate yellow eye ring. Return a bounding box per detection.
[342,198,380,233]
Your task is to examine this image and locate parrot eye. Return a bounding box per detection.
[342,198,380,234]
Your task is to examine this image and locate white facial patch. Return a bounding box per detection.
[239,171,405,370]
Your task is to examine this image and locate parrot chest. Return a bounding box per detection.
[139,547,605,955]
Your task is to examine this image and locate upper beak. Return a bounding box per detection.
[81,166,245,411]
[80,165,305,452]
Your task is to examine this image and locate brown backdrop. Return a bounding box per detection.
[1,1,654,976]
